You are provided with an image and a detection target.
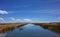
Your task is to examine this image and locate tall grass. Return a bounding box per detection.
[0,23,26,33]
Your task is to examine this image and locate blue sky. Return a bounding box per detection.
[0,0,60,23]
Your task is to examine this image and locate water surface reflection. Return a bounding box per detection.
[35,24,60,34]
[0,24,60,37]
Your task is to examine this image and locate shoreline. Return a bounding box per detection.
[0,23,26,33]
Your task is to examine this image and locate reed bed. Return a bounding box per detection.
[0,23,26,33]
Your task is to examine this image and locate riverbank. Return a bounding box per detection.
[34,22,60,26]
[34,22,60,34]
[0,23,26,33]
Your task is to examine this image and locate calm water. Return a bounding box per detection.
[0,24,60,37]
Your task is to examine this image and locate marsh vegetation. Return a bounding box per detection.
[34,22,60,34]
[0,23,26,33]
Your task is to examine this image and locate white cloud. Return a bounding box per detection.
[16,19,21,22]
[0,17,5,23]
[0,17,32,23]
[0,17,4,21]
[10,17,15,21]
[23,19,32,22]
[10,17,21,21]
[0,10,8,14]
[10,17,33,23]
[10,17,22,23]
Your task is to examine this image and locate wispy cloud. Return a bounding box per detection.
[11,9,60,14]
[0,10,8,14]
[10,17,21,23]
[0,17,5,23]
[0,17,33,23]
[57,17,60,20]
[39,0,60,3]
[0,17,60,23]
[0,17,4,21]
[39,9,60,14]
[10,17,33,23]
[10,17,16,21]
[13,4,32,8]
[54,17,60,22]
[58,17,60,19]
[23,19,33,23]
